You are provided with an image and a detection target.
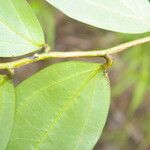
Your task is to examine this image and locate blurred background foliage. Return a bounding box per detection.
[25,0,150,149]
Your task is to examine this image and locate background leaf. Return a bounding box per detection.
[0,0,45,57]
[0,75,15,150]
[46,0,150,33]
[7,61,110,150]
[112,33,150,114]
[129,55,149,113]
[29,0,55,49]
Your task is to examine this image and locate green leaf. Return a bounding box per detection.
[0,0,45,57]
[129,56,149,112]
[46,0,150,33]
[7,61,110,150]
[29,0,55,48]
[0,75,15,150]
[112,57,139,98]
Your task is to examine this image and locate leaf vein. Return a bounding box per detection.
[17,67,99,115]
[34,69,99,149]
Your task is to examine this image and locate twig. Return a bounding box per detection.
[0,36,149,70]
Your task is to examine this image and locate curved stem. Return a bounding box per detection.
[0,36,149,70]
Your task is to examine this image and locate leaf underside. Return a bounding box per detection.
[0,0,45,57]
[46,0,150,33]
[0,75,15,150]
[7,61,110,150]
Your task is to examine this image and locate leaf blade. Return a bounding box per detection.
[0,75,15,150]
[46,0,150,33]
[0,0,45,57]
[7,61,110,150]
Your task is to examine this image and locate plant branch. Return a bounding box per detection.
[0,36,149,70]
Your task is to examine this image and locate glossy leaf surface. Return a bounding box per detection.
[0,0,45,57]
[8,61,110,150]
[46,0,150,33]
[0,75,15,150]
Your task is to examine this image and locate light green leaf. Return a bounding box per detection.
[0,0,45,57]
[46,0,150,33]
[0,75,15,150]
[29,0,55,48]
[7,61,110,150]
